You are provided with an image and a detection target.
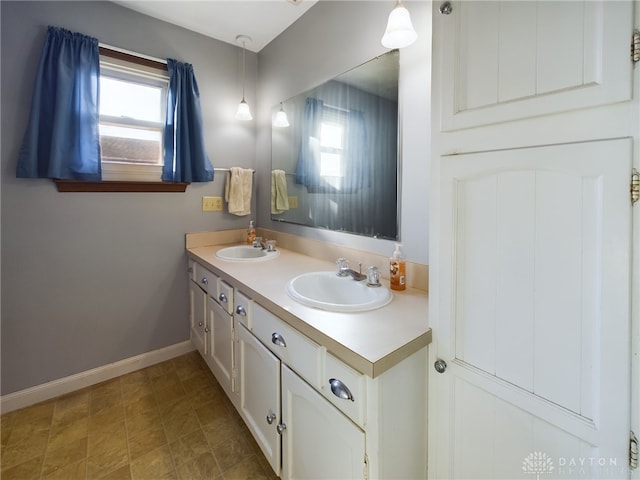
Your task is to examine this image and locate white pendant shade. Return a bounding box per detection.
[235,99,253,121]
[235,35,253,121]
[381,1,417,49]
[273,105,290,127]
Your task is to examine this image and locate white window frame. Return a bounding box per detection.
[99,49,169,182]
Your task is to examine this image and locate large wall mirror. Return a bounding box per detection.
[271,50,399,240]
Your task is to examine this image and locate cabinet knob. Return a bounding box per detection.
[204,327,210,333]
[198,321,203,327]
[271,332,287,348]
[266,411,276,424]
[201,277,208,285]
[329,378,355,401]
[434,359,447,373]
[235,305,247,316]
[219,293,228,303]
[276,422,287,435]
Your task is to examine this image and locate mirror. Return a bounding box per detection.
[271,50,399,240]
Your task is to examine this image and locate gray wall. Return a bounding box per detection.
[256,1,431,264]
[0,1,258,394]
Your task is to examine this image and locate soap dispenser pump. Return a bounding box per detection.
[390,243,406,291]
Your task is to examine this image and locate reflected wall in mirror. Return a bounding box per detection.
[271,50,399,240]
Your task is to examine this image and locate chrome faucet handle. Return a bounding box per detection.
[336,257,349,276]
[367,266,381,287]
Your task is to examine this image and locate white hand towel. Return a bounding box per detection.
[271,169,290,214]
[225,167,253,216]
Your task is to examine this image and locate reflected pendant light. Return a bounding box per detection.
[235,35,253,121]
[273,103,290,128]
[381,0,417,49]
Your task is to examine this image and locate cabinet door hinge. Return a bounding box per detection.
[633,29,640,64]
[632,169,639,205]
[631,431,638,470]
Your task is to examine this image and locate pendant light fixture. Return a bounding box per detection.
[235,35,252,121]
[381,0,417,49]
[273,103,290,128]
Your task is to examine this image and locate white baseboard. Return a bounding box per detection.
[0,341,195,414]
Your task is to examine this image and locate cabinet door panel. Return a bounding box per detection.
[281,365,365,480]
[209,297,234,398]
[189,281,206,356]
[237,323,281,476]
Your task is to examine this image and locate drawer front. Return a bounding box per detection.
[234,290,252,327]
[217,280,234,315]
[251,303,321,389]
[323,353,365,427]
[194,262,218,297]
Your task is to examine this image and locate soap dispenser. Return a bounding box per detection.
[246,220,256,245]
[390,243,406,291]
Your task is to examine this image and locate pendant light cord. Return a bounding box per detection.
[241,40,246,101]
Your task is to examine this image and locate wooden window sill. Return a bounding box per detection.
[54,180,189,192]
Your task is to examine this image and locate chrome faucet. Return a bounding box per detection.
[336,258,367,281]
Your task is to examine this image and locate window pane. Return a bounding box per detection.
[320,152,342,177]
[320,122,343,149]
[100,77,162,122]
[99,124,162,165]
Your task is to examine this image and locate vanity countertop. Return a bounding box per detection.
[187,243,431,378]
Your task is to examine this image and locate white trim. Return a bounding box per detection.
[0,341,195,414]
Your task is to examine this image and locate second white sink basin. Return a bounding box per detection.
[287,271,392,312]
[216,245,280,261]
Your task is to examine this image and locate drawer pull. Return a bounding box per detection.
[235,305,247,316]
[329,378,354,402]
[201,277,208,285]
[271,332,287,347]
[219,293,228,303]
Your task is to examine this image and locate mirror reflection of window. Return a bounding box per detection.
[271,49,399,240]
[320,110,346,180]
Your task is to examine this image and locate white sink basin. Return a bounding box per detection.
[287,271,392,312]
[216,245,280,261]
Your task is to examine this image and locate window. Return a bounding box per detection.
[98,48,169,182]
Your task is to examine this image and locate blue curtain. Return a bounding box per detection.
[295,97,323,188]
[163,59,214,183]
[16,26,101,180]
[343,110,369,192]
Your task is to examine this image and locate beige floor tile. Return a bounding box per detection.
[128,424,167,461]
[100,464,132,480]
[47,416,89,452]
[220,454,271,480]
[1,427,49,469]
[211,435,255,472]
[168,429,210,467]
[174,451,220,480]
[130,444,175,480]
[42,436,88,477]
[202,415,244,449]
[0,454,44,480]
[42,458,86,480]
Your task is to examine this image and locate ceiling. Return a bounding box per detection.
[112,0,318,52]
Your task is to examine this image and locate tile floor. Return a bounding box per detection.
[1,351,278,480]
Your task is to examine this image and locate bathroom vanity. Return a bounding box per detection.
[186,231,431,479]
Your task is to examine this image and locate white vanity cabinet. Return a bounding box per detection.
[188,258,427,480]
